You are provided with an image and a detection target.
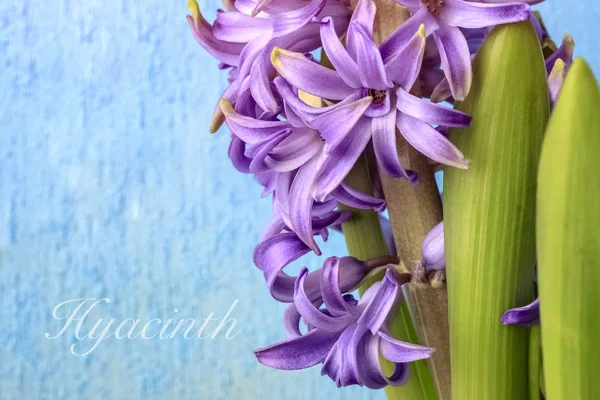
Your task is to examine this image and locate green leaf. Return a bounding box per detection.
[537,58,600,400]
[444,21,549,399]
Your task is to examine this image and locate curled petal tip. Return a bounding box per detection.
[187,0,200,20]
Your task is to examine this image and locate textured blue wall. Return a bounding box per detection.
[0,1,597,399]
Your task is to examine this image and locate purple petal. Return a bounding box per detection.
[273,171,294,224]
[396,87,471,127]
[397,113,469,169]
[312,117,372,202]
[253,232,312,302]
[351,23,391,90]
[256,171,278,197]
[271,48,354,100]
[235,0,302,15]
[295,268,356,332]
[312,97,373,149]
[479,0,542,4]
[248,130,293,174]
[186,9,244,66]
[356,270,399,334]
[238,34,272,86]
[220,99,290,144]
[546,34,575,74]
[250,52,281,115]
[289,158,321,254]
[422,221,445,271]
[330,182,386,211]
[430,78,453,103]
[266,129,323,172]
[284,303,303,338]
[255,328,340,370]
[228,136,252,173]
[442,0,530,29]
[346,0,376,58]
[250,0,274,16]
[433,25,472,101]
[385,24,427,91]
[274,77,364,125]
[356,332,409,389]
[372,104,417,182]
[320,257,365,317]
[318,17,362,88]
[213,10,271,42]
[378,330,435,362]
[272,0,326,38]
[380,7,439,63]
[501,298,540,327]
[321,324,363,387]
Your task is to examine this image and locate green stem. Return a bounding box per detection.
[378,137,451,400]
[341,152,437,400]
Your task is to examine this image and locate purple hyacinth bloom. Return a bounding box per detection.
[187,0,351,126]
[271,0,471,201]
[213,0,351,114]
[422,221,445,271]
[382,0,531,101]
[221,98,386,255]
[255,259,434,388]
[501,298,540,327]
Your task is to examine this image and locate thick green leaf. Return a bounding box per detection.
[444,21,549,399]
[537,58,600,400]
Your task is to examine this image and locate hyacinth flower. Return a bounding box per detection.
[186,0,351,130]
[271,0,472,202]
[221,98,386,256]
[421,221,445,272]
[380,0,531,101]
[255,260,434,388]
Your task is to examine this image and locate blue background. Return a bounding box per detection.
[0,1,597,399]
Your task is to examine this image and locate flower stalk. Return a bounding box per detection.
[340,151,437,400]
[369,1,451,398]
[444,21,549,399]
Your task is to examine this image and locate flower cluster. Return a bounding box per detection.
[186,0,569,389]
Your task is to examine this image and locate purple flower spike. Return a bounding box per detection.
[422,221,445,271]
[255,260,434,388]
[501,298,540,327]
[383,0,531,100]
